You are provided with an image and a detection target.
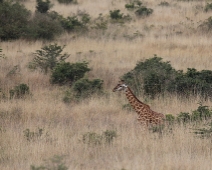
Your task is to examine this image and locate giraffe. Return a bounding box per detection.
[113,80,165,126]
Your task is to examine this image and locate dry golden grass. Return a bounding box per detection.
[1,0,212,169]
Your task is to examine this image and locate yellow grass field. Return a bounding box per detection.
[1,0,212,169]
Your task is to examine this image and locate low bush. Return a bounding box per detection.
[51,62,90,85]
[30,44,69,73]
[0,1,30,40]
[82,130,117,146]
[122,55,177,98]
[26,13,63,40]
[36,0,52,13]
[9,84,30,99]
[204,3,212,12]
[122,56,212,99]
[72,78,103,98]
[135,6,153,17]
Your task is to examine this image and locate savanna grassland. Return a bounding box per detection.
[1,0,212,169]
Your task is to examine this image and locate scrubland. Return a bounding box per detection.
[1,0,212,169]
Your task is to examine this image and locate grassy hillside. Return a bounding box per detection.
[0,0,212,169]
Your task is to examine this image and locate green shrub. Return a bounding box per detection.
[103,130,117,144]
[30,44,69,73]
[0,1,30,40]
[170,68,212,99]
[191,104,212,121]
[82,132,102,145]
[57,0,73,4]
[135,6,153,17]
[72,78,103,98]
[9,84,30,99]
[31,155,68,170]
[165,114,175,124]
[23,128,44,142]
[26,13,63,40]
[36,0,52,13]
[82,130,117,146]
[91,13,108,30]
[177,112,190,123]
[122,55,177,98]
[51,62,90,85]
[110,9,123,20]
[125,3,135,9]
[122,56,212,99]
[158,1,170,6]
[204,3,212,12]
[198,16,212,33]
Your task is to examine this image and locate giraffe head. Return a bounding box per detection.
[113,80,128,92]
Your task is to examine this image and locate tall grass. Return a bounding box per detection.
[0,0,212,169]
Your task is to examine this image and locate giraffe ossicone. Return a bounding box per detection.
[113,80,165,125]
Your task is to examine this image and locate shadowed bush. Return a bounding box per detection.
[0,1,30,40]
[30,44,69,73]
[51,62,90,85]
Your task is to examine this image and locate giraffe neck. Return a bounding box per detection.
[125,87,149,114]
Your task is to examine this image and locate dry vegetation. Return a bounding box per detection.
[1,0,212,169]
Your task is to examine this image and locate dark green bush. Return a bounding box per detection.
[36,0,52,13]
[204,3,212,12]
[72,78,103,98]
[26,13,63,40]
[177,112,191,123]
[122,55,177,98]
[165,114,175,124]
[51,62,90,85]
[57,0,77,4]
[110,9,123,20]
[30,44,69,73]
[125,3,135,9]
[0,1,30,40]
[135,6,153,17]
[170,68,212,99]
[122,56,212,99]
[9,84,30,99]
[158,1,170,6]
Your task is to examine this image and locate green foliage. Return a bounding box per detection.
[83,130,117,145]
[198,16,212,33]
[31,44,69,73]
[36,0,52,13]
[122,55,177,98]
[51,62,90,85]
[177,112,190,123]
[170,68,212,99]
[135,6,153,17]
[177,104,212,123]
[103,130,117,144]
[57,0,75,4]
[125,0,142,10]
[47,10,90,33]
[82,132,103,145]
[125,3,135,9]
[122,56,212,99]
[31,155,68,170]
[26,13,63,40]
[72,78,103,98]
[204,3,212,12]
[110,9,123,20]
[0,1,31,40]
[92,14,108,30]
[165,114,175,124]
[23,127,44,142]
[158,1,170,6]
[9,84,30,99]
